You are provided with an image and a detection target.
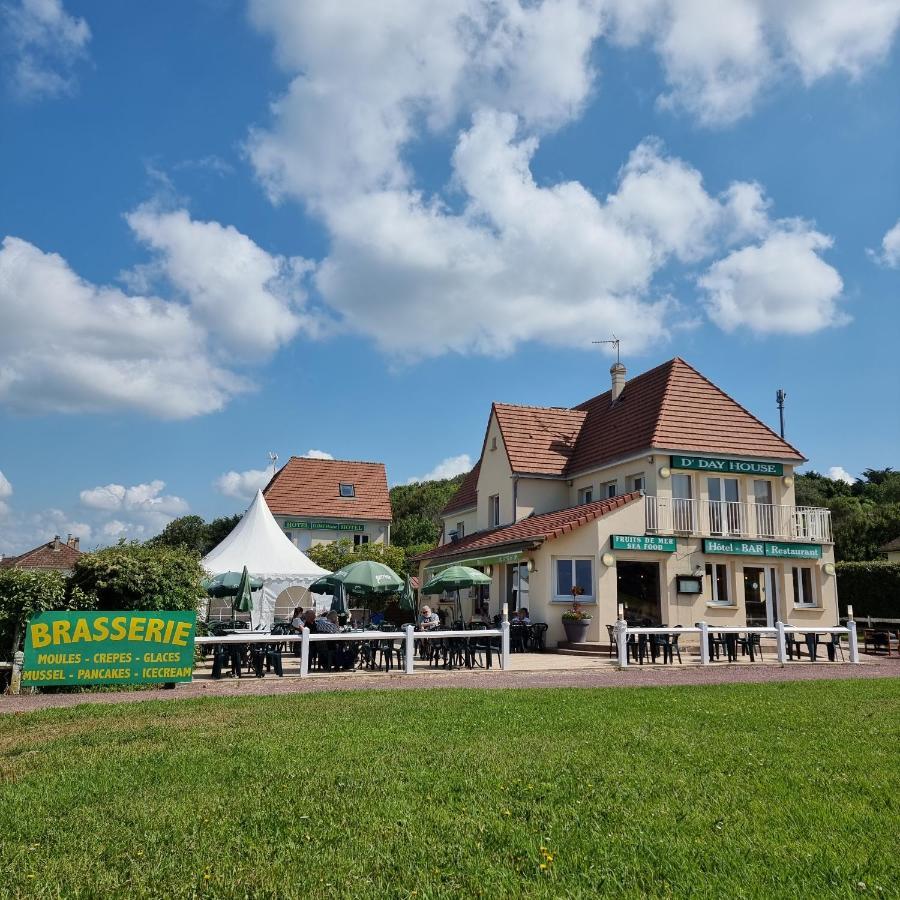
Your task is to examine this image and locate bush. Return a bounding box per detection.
[835,561,900,619]
[69,542,205,612]
[0,568,92,659]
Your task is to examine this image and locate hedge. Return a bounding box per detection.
[835,561,900,619]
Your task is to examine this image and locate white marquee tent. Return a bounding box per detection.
[201,490,329,629]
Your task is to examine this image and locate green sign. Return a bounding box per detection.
[612,534,676,552]
[703,538,822,560]
[670,455,784,476]
[283,520,365,532]
[22,610,196,687]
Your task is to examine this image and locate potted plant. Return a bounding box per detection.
[561,588,592,643]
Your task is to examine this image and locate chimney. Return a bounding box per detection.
[610,362,626,402]
[67,535,80,550]
[52,535,61,551]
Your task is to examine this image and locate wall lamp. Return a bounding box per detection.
[823,563,836,576]
[782,475,795,487]
[658,466,671,479]
[601,552,616,567]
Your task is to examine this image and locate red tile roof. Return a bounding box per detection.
[441,461,480,514]
[494,403,587,475]
[1,538,83,571]
[417,492,641,562]
[568,357,804,472]
[264,458,392,521]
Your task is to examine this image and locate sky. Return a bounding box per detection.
[1,0,899,554]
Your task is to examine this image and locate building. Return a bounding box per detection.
[0,535,83,574]
[878,537,900,563]
[415,357,837,646]
[263,457,392,551]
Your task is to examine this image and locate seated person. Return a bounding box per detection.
[301,609,318,632]
[417,605,440,630]
[515,607,531,625]
[471,603,492,626]
[315,611,341,634]
[370,610,385,627]
[290,606,305,631]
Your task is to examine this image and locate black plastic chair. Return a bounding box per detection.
[737,632,763,661]
[530,624,547,651]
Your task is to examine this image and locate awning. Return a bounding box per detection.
[423,549,527,574]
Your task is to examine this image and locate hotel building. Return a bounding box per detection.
[414,358,837,647]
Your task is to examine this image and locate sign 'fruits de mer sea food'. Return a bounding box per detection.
[22,610,196,686]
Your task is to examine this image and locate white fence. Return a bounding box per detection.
[612,621,859,667]
[195,623,511,678]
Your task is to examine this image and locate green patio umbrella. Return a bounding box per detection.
[201,569,264,598]
[422,565,491,625]
[233,565,255,614]
[398,575,416,619]
[310,560,404,605]
[330,580,349,616]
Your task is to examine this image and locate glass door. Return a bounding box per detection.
[671,473,695,532]
[744,565,776,627]
[707,477,742,535]
[753,479,775,538]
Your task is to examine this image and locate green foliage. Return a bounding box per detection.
[69,542,205,612]
[795,468,900,561]
[835,561,900,618]
[0,568,86,658]
[149,514,241,556]
[306,538,412,581]
[1,682,898,897]
[389,473,467,549]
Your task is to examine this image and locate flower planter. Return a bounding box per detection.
[562,619,591,644]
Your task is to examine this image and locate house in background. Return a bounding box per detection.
[0,535,83,574]
[878,537,900,563]
[263,457,392,551]
[415,357,837,647]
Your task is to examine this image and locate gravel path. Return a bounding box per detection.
[2,655,898,714]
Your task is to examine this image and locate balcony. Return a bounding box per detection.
[644,496,833,544]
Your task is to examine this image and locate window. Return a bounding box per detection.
[672,473,695,532]
[555,558,594,599]
[339,483,355,497]
[577,486,593,504]
[353,533,369,547]
[489,494,500,527]
[792,566,816,607]
[628,474,645,493]
[456,521,465,539]
[602,481,617,499]
[705,562,731,604]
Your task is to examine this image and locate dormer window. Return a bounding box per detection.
[339,483,355,498]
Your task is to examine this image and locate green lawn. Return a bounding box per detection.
[1,680,898,899]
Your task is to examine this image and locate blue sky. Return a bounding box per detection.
[1,0,899,552]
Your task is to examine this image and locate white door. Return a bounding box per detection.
[764,566,778,627]
[671,474,694,532]
[753,480,775,538]
[707,477,742,535]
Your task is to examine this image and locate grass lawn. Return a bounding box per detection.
[1,680,898,899]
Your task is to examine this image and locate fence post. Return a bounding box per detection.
[300,627,310,677]
[501,621,510,670]
[699,621,710,665]
[613,618,628,668]
[776,621,787,665]
[404,624,415,674]
[848,620,859,664]
[9,650,24,695]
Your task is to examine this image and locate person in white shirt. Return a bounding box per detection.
[515,608,531,625]
[417,605,439,630]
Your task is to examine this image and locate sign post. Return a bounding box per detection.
[22,610,196,688]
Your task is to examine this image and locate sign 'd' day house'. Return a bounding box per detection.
[414,357,836,647]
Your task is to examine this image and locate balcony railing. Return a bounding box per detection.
[644,496,833,544]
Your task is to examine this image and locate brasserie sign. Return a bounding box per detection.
[670,455,784,476]
[22,610,196,687]
[703,539,822,560]
[283,520,365,532]
[612,534,676,552]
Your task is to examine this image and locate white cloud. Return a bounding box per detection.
[214,468,272,501]
[699,226,846,335]
[0,236,251,418]
[868,219,900,268]
[0,470,12,499]
[605,0,900,125]
[407,454,473,484]
[79,479,189,536]
[302,449,334,460]
[828,465,857,484]
[3,0,91,101]
[125,206,322,356]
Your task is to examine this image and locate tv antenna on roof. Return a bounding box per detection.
[592,336,621,365]
[268,451,278,474]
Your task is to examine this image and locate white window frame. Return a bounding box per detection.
[577,485,594,505]
[628,473,645,493]
[705,562,732,605]
[456,521,465,539]
[792,566,817,608]
[353,533,369,547]
[602,480,617,499]
[339,483,356,498]
[553,557,595,602]
[489,494,500,527]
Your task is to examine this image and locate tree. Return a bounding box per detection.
[306,538,412,577]
[149,514,241,556]
[69,542,205,612]
[389,473,466,549]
